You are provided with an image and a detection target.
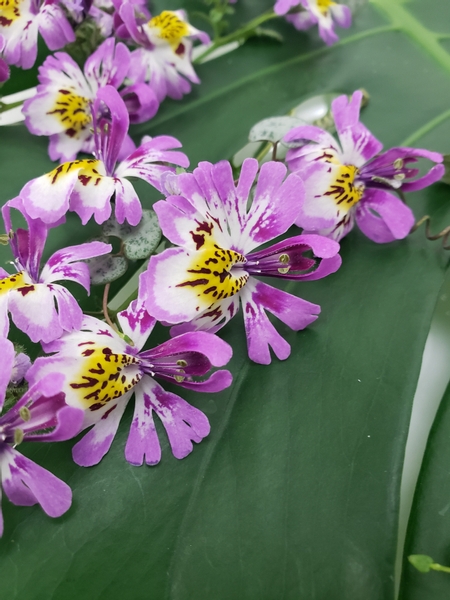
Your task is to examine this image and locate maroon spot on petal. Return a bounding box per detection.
[17,285,34,296]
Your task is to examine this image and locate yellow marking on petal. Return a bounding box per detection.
[177,241,248,310]
[46,90,91,138]
[0,272,33,296]
[317,0,335,15]
[69,346,142,411]
[0,0,22,27]
[324,164,364,211]
[149,10,189,50]
[46,158,105,187]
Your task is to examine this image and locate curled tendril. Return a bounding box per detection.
[411,215,450,250]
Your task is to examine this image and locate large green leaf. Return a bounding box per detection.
[2,1,450,598]
[400,346,450,600]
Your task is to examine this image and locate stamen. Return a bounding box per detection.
[174,375,185,383]
[393,158,404,169]
[176,360,188,367]
[394,173,405,181]
[278,253,290,274]
[14,428,24,446]
[19,406,31,422]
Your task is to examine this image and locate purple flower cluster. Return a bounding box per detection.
[0,0,444,537]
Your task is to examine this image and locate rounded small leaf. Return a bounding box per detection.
[122,210,162,260]
[408,555,435,573]
[101,210,162,261]
[248,116,305,143]
[87,254,128,285]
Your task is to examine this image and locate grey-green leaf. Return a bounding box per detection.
[87,254,128,285]
[101,210,161,261]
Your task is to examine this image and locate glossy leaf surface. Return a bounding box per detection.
[1,1,450,598]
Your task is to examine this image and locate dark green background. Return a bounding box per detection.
[1,1,450,598]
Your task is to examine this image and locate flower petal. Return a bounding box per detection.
[72,394,131,466]
[355,188,415,243]
[0,446,72,517]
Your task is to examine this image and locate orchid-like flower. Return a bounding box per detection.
[274,0,351,45]
[118,5,210,102]
[0,337,84,537]
[28,275,233,467]
[283,91,445,243]
[0,0,75,69]
[21,86,189,226]
[0,198,112,343]
[145,158,341,365]
[23,38,158,162]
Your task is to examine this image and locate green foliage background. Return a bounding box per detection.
[1,1,450,598]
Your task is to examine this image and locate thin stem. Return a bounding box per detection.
[0,99,24,113]
[193,10,279,63]
[102,283,116,329]
[431,563,450,574]
[400,107,450,146]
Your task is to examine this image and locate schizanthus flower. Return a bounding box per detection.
[0,337,83,536]
[146,158,341,364]
[283,91,445,242]
[23,38,158,162]
[118,6,210,102]
[0,198,111,343]
[0,0,75,69]
[21,86,189,225]
[274,0,351,45]
[28,277,233,466]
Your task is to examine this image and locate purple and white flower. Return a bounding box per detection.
[0,0,75,69]
[283,91,445,242]
[28,276,233,467]
[21,85,189,226]
[145,158,341,364]
[22,38,158,162]
[118,6,210,102]
[0,198,111,343]
[274,0,351,45]
[0,337,84,537]
[0,35,10,82]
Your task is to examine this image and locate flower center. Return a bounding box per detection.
[149,10,189,49]
[0,271,34,295]
[317,0,334,15]
[0,0,21,27]
[69,346,142,412]
[45,158,106,187]
[46,90,91,138]
[324,164,364,211]
[177,242,248,309]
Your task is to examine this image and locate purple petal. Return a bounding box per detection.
[117,272,156,351]
[120,82,159,124]
[72,395,131,466]
[332,91,383,164]
[356,188,415,243]
[84,38,130,89]
[148,331,232,368]
[243,163,304,251]
[125,385,161,466]
[41,241,112,288]
[240,278,321,364]
[284,124,338,149]
[0,338,15,411]
[132,377,210,462]
[1,446,72,517]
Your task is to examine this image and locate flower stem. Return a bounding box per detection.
[102,283,117,329]
[400,107,450,146]
[193,10,279,64]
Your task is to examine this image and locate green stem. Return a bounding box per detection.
[400,107,450,146]
[431,563,450,574]
[193,10,279,63]
[0,99,24,113]
[370,0,450,75]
